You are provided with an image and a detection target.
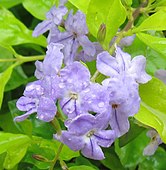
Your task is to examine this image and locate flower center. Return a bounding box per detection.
[70,92,78,100]
[86,130,95,138]
[112,104,118,109]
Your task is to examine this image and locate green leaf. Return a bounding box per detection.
[124,36,166,75]
[115,131,149,168]
[0,65,15,108]
[0,7,46,46]
[23,0,57,20]
[5,66,27,91]
[134,78,166,143]
[101,147,126,170]
[0,132,31,169]
[86,0,126,48]
[137,33,166,58]
[139,147,166,170]
[8,100,33,136]
[69,165,96,170]
[134,9,166,32]
[24,136,79,169]
[68,0,90,13]
[0,0,23,8]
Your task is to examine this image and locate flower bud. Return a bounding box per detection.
[97,23,106,43]
[32,154,49,162]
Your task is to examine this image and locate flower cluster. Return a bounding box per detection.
[14,0,151,160]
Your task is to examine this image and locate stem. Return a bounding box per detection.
[49,143,64,170]
[90,70,99,82]
[50,117,62,135]
[60,159,69,170]
[0,55,45,64]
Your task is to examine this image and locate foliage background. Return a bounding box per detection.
[0,0,166,169]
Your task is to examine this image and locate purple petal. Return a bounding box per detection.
[60,62,90,91]
[78,35,96,57]
[119,35,136,47]
[23,80,44,98]
[72,10,88,35]
[35,61,44,79]
[14,108,37,122]
[37,97,57,122]
[115,46,131,72]
[155,69,166,84]
[82,83,110,114]
[67,114,95,135]
[33,20,53,37]
[55,131,85,151]
[94,130,115,147]
[43,43,64,76]
[81,138,105,160]
[16,96,37,112]
[110,107,130,137]
[97,51,119,76]
[129,55,152,83]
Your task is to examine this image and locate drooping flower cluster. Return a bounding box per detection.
[14,0,151,160]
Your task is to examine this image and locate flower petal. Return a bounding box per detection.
[94,130,115,147]
[81,138,105,160]
[37,97,57,122]
[97,51,119,76]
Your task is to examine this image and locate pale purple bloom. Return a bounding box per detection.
[155,69,166,84]
[33,1,68,37]
[119,35,136,47]
[14,81,57,122]
[48,10,96,65]
[97,47,151,84]
[143,129,162,156]
[54,113,115,160]
[35,43,64,79]
[103,75,140,137]
[59,62,110,118]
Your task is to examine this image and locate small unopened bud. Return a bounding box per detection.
[97,23,106,43]
[32,154,49,162]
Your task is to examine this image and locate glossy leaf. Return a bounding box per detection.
[134,10,166,32]
[0,65,15,108]
[86,0,126,48]
[0,7,46,46]
[101,147,126,170]
[68,0,90,13]
[69,165,96,170]
[135,78,166,143]
[137,33,166,58]
[115,131,149,168]
[23,0,57,20]
[0,0,23,8]
[139,147,166,170]
[124,36,166,75]
[5,66,27,91]
[0,132,31,169]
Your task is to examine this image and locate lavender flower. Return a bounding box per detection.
[54,113,115,160]
[58,62,110,118]
[48,10,96,65]
[14,81,57,122]
[35,43,64,79]
[97,46,151,84]
[33,1,68,37]
[155,69,166,84]
[103,75,140,137]
[143,129,162,156]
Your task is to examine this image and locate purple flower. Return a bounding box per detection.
[33,1,68,37]
[103,75,140,137]
[14,81,57,122]
[58,62,110,118]
[35,43,64,79]
[97,46,151,84]
[54,113,115,160]
[48,10,96,65]
[155,69,166,84]
[143,129,162,156]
